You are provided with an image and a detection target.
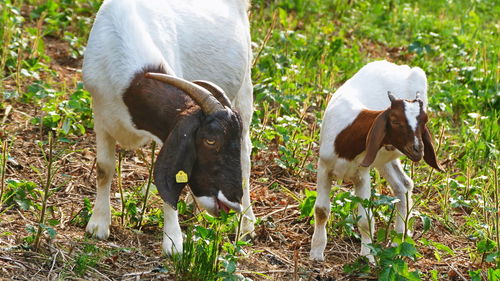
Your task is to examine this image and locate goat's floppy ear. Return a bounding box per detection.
[360,110,389,167]
[154,114,200,209]
[422,125,444,172]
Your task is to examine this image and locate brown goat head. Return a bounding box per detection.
[125,70,244,216]
[361,92,443,171]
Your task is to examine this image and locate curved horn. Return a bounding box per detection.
[145,73,224,114]
[193,80,232,109]
[387,91,396,103]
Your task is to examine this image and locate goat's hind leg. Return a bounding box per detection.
[376,159,414,238]
[86,128,116,239]
[310,159,333,261]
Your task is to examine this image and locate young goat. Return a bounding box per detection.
[82,0,255,255]
[310,60,443,261]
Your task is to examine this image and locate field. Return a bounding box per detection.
[0,0,499,280]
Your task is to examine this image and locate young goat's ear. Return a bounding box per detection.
[360,110,389,167]
[154,114,200,209]
[422,125,444,172]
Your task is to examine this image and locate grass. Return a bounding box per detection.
[0,0,499,280]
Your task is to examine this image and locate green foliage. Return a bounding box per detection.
[73,243,102,276]
[419,238,454,262]
[0,0,498,278]
[169,225,249,281]
[69,197,93,227]
[299,188,316,218]
[2,179,38,211]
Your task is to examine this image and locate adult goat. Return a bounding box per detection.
[82,0,255,255]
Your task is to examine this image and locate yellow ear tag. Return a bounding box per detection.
[175,170,188,183]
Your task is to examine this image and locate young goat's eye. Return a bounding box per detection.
[204,139,216,146]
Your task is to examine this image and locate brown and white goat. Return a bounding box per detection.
[82,0,255,255]
[310,60,443,261]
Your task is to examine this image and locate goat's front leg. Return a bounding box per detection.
[377,159,414,237]
[235,78,255,237]
[86,128,116,239]
[162,202,183,255]
[354,170,374,262]
[310,159,333,261]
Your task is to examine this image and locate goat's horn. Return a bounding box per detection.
[145,73,224,114]
[387,91,396,102]
[193,80,232,109]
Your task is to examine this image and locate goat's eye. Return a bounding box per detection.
[205,139,216,146]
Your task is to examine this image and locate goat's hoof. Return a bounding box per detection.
[162,236,183,256]
[309,250,325,261]
[239,232,255,242]
[85,215,111,240]
[360,250,376,264]
[367,255,375,264]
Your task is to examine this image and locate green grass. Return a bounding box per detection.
[0,0,499,279]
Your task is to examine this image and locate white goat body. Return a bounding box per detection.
[310,60,441,261]
[82,0,255,255]
[319,60,428,175]
[84,0,251,148]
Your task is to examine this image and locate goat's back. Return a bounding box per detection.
[319,60,428,168]
[330,60,428,111]
[82,0,251,100]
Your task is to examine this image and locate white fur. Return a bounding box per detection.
[310,60,427,261]
[404,100,421,132]
[218,191,243,213]
[194,196,217,216]
[194,192,243,217]
[163,203,183,255]
[83,0,255,255]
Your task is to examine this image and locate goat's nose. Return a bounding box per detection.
[413,144,420,153]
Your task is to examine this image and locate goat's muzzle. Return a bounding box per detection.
[404,145,423,162]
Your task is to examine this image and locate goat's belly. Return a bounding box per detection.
[330,147,403,180]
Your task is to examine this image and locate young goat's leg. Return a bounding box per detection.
[86,128,116,239]
[310,159,333,261]
[162,202,183,255]
[234,77,255,236]
[377,159,414,237]
[353,170,374,262]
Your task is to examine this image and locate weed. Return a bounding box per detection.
[0,0,499,279]
[33,131,55,249]
[169,224,250,281]
[73,243,102,276]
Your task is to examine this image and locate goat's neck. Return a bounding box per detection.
[123,69,203,141]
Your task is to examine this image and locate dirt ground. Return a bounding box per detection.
[0,37,485,281]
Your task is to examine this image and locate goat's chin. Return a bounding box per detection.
[405,152,423,162]
[194,193,242,217]
[194,196,219,216]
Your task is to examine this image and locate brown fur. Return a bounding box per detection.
[121,66,245,208]
[96,163,108,186]
[335,109,384,160]
[314,207,329,224]
[336,98,442,171]
[123,65,199,141]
